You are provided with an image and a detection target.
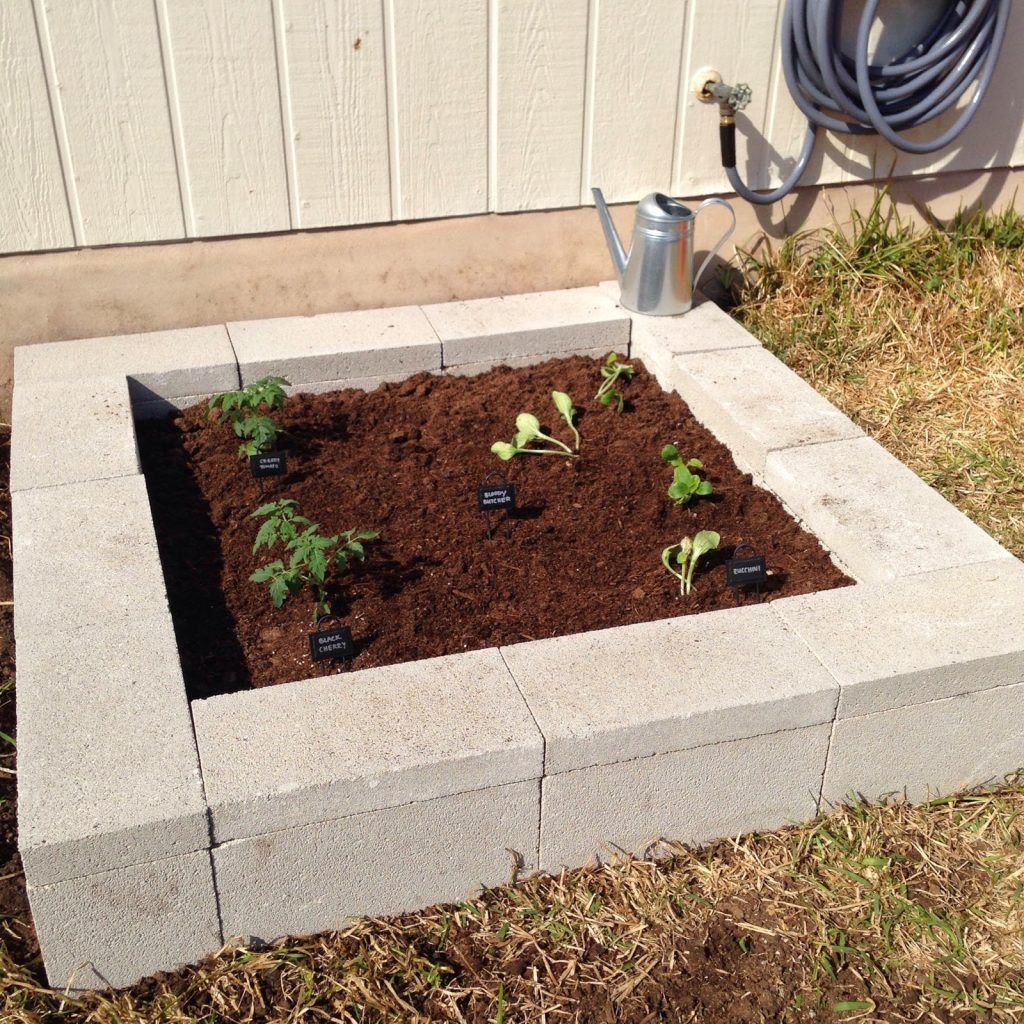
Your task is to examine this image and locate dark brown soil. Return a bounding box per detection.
[138,355,851,695]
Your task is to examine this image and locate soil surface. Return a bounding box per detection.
[137,355,851,695]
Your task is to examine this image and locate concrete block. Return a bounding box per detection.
[228,305,441,385]
[11,375,140,492]
[12,475,170,635]
[131,393,209,420]
[775,559,1024,718]
[630,300,762,362]
[17,612,207,886]
[28,851,221,992]
[823,682,1024,805]
[443,346,613,378]
[423,286,630,367]
[193,648,544,842]
[500,604,838,775]
[659,345,862,476]
[540,724,830,870]
[765,437,1010,582]
[214,780,539,944]
[14,325,238,401]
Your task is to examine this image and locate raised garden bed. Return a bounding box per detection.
[138,355,850,695]
[10,287,1024,992]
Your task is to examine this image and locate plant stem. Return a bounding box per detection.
[535,430,574,454]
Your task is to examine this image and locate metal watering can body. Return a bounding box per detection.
[592,189,736,316]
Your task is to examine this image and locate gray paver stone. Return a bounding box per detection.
[765,437,1011,581]
[228,305,441,385]
[775,559,1024,718]
[500,604,838,775]
[214,780,539,944]
[193,648,544,842]
[823,682,1024,804]
[28,851,221,992]
[14,326,238,400]
[11,375,140,492]
[423,286,630,366]
[541,724,830,870]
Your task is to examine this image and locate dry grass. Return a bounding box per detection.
[3,783,1024,1022]
[731,195,1024,557]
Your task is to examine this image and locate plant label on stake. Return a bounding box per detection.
[250,451,287,478]
[725,543,768,602]
[477,477,516,540]
[309,616,355,663]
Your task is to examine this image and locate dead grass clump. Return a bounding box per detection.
[732,197,1024,557]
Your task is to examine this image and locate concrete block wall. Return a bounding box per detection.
[11,285,1024,991]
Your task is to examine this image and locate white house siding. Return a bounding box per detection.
[3,0,1024,254]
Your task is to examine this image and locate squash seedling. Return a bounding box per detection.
[491,391,580,460]
[249,498,378,622]
[661,443,714,505]
[207,376,290,458]
[662,530,720,596]
[595,351,635,412]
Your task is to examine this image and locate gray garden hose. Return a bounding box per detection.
[718,0,1011,205]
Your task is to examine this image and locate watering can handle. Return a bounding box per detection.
[692,197,736,292]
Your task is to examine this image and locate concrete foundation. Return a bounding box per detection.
[11,284,1024,990]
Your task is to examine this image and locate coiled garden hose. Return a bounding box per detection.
[711,0,1011,205]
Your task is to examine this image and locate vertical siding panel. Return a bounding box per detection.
[36,0,184,245]
[162,0,291,236]
[673,0,779,197]
[494,0,589,212]
[279,0,391,228]
[0,0,75,253]
[390,0,488,220]
[584,0,688,203]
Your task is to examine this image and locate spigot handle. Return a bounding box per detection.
[692,197,736,291]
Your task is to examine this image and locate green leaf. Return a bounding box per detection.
[252,519,280,553]
[491,441,518,461]
[269,576,290,607]
[514,413,541,440]
[347,541,365,560]
[605,351,618,366]
[686,458,704,470]
[692,530,720,562]
[832,1001,873,1013]
[660,443,680,463]
[696,479,714,496]
[599,391,614,406]
[667,480,694,504]
[250,560,284,583]
[552,390,580,450]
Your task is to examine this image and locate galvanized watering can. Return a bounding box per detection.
[592,188,735,316]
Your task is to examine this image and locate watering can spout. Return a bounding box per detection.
[591,188,627,283]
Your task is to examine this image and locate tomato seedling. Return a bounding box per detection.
[249,498,378,622]
[662,530,720,596]
[491,391,580,460]
[595,351,635,412]
[207,376,290,458]
[661,443,714,505]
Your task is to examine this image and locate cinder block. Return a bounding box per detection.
[444,346,613,378]
[423,286,630,367]
[17,612,207,886]
[631,300,762,361]
[823,682,1024,805]
[12,476,170,635]
[765,437,1010,582]
[500,604,838,775]
[540,724,830,870]
[14,326,238,401]
[659,345,862,476]
[28,850,221,992]
[228,305,441,385]
[214,780,539,944]
[131,393,209,420]
[11,375,140,492]
[193,649,544,842]
[775,559,1024,718]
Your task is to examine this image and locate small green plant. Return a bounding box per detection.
[662,530,720,596]
[491,391,580,460]
[249,499,378,622]
[595,351,635,412]
[207,376,290,457]
[661,443,714,505]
